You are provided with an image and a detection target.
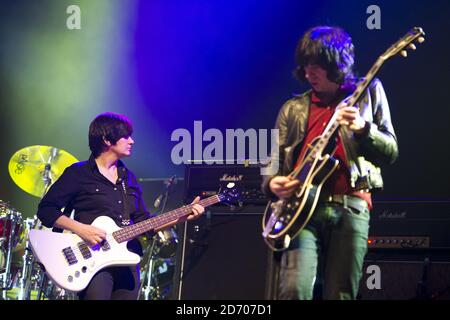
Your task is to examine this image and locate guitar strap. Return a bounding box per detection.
[118,167,131,226]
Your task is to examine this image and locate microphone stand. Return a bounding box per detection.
[139,238,158,300]
[139,176,176,300]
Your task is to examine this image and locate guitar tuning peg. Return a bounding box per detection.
[408,43,416,50]
[400,50,408,57]
[417,37,425,43]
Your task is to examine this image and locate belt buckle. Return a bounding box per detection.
[330,194,347,208]
[342,195,348,208]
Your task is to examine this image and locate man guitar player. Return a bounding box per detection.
[262,26,398,299]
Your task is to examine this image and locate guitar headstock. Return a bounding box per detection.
[380,27,425,61]
[217,185,242,206]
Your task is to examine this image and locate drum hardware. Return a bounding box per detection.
[153,175,179,259]
[35,264,47,300]
[15,217,39,300]
[138,237,177,300]
[4,145,79,300]
[34,264,75,300]
[138,227,178,300]
[139,176,179,300]
[8,145,79,198]
[155,228,178,259]
[139,237,158,300]
[0,202,23,294]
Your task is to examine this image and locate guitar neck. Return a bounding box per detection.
[345,60,384,107]
[303,57,384,163]
[112,195,221,243]
[306,24,427,160]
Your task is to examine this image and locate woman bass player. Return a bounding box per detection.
[37,112,205,300]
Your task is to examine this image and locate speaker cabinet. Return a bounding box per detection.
[173,211,270,300]
[358,252,450,300]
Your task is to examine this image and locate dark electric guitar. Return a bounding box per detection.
[262,27,425,251]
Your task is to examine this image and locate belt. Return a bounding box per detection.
[320,194,368,213]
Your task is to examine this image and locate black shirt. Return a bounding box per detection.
[37,154,152,232]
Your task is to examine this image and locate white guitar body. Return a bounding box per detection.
[28,191,237,292]
[29,216,140,293]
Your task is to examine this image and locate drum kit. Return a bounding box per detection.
[1,145,79,300]
[138,228,178,300]
[0,145,179,300]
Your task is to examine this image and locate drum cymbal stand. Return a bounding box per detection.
[16,217,37,300]
[27,164,53,300]
[0,211,21,298]
[17,161,53,300]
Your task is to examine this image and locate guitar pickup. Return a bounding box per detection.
[101,240,111,251]
[77,242,92,259]
[62,247,78,265]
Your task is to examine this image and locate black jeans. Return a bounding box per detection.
[78,265,140,300]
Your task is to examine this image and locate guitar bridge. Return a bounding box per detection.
[262,200,284,238]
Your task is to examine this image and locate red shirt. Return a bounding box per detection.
[295,91,372,209]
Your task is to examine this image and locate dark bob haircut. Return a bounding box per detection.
[89,112,133,157]
[293,26,355,85]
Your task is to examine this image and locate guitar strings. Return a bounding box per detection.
[65,197,221,262]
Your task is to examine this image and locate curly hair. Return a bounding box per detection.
[89,112,133,157]
[293,26,355,85]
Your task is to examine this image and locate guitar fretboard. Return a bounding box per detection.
[302,68,380,165]
[112,195,221,243]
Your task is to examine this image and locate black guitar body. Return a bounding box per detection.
[262,154,339,251]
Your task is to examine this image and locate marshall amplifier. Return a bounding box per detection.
[172,212,270,299]
[360,198,450,300]
[369,199,450,250]
[184,162,269,208]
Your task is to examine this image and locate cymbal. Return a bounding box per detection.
[8,145,79,198]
